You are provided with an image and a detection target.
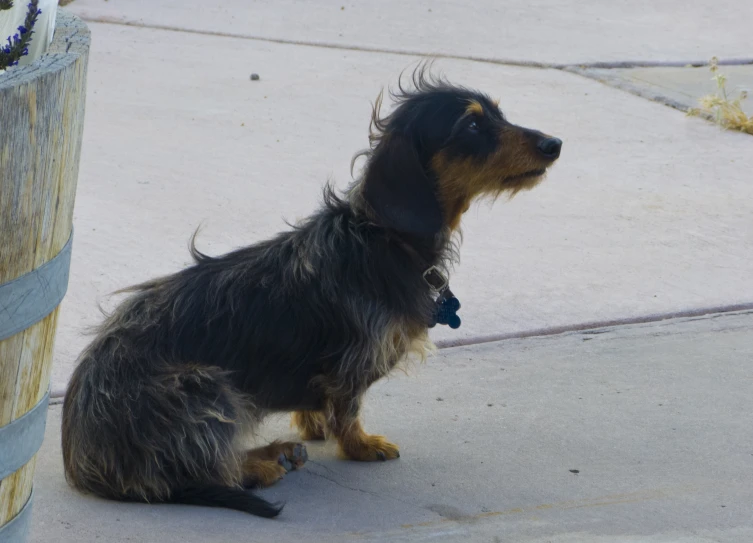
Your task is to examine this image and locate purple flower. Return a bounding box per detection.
[0,0,41,69]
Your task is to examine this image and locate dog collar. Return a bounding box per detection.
[423,266,462,329]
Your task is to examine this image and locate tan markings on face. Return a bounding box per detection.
[465,100,484,117]
[431,124,550,230]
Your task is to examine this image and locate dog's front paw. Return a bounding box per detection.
[339,434,400,461]
[277,442,309,471]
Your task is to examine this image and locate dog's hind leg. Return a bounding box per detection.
[326,396,400,461]
[63,362,282,517]
[242,441,308,488]
[291,410,327,440]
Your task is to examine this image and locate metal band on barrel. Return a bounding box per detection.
[0,488,34,542]
[0,390,50,480]
[0,231,73,341]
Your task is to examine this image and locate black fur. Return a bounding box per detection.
[171,486,283,518]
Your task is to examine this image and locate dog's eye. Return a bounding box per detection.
[468,120,479,133]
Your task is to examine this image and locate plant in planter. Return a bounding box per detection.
[1,0,58,71]
[0,1,42,69]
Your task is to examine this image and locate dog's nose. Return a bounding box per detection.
[537,137,562,159]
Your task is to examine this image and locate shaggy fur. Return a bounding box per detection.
[62,66,562,518]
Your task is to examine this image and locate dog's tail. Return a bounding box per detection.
[170,485,283,518]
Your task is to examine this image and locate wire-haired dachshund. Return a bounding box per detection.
[62,66,562,518]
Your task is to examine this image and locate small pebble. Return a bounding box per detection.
[569,469,580,474]
[436,397,444,401]
[250,73,260,81]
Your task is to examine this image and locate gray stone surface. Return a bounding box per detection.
[66,0,753,65]
[33,312,753,542]
[583,64,753,116]
[49,22,753,391]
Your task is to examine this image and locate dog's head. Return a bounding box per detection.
[358,66,562,235]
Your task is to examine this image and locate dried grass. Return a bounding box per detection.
[687,57,753,135]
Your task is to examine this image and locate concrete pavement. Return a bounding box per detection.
[32,311,753,542]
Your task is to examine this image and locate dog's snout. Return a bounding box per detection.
[537,137,562,159]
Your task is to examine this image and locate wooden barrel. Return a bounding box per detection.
[0,11,89,542]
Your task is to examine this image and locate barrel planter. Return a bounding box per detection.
[0,11,89,542]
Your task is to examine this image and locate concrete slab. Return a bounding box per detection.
[50,22,753,390]
[32,311,753,542]
[64,0,753,66]
[582,64,753,116]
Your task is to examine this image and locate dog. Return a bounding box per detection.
[62,66,562,518]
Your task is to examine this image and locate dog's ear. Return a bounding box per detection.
[361,134,444,236]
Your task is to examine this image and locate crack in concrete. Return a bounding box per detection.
[434,305,753,349]
[304,463,424,510]
[306,459,339,476]
[564,66,703,117]
[77,16,753,70]
[75,16,550,68]
[305,467,379,496]
[48,306,753,398]
[566,58,753,69]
